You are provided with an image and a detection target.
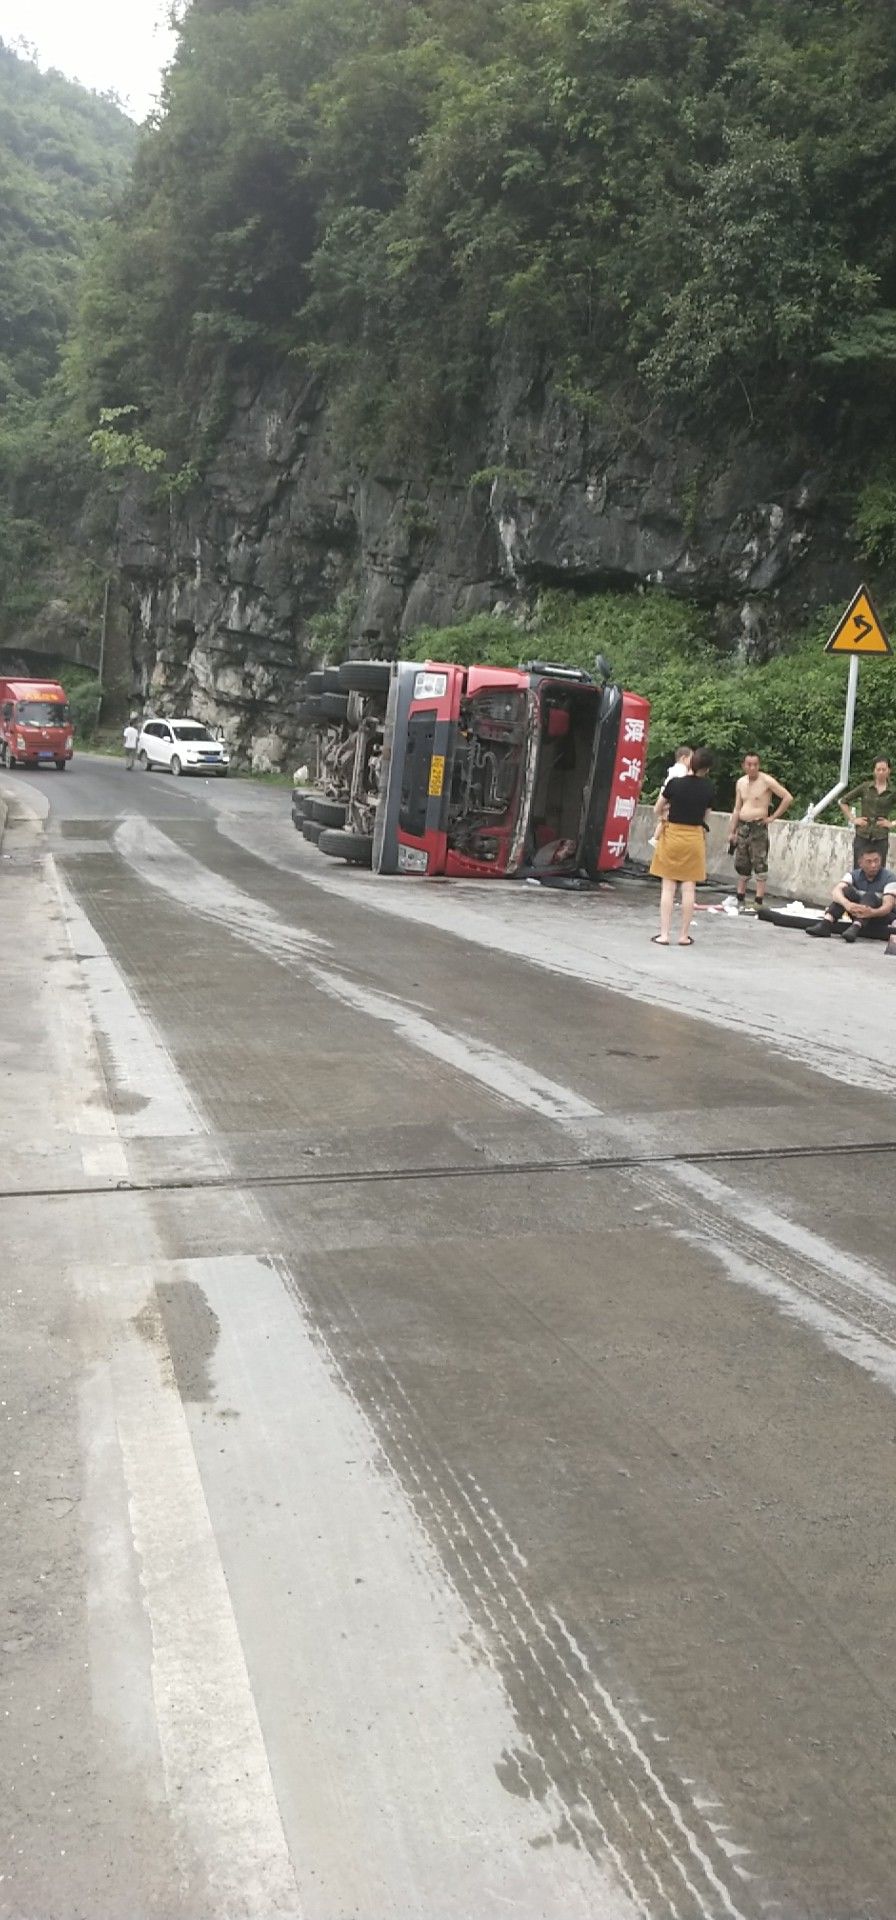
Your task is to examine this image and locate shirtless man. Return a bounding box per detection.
[726,753,793,909]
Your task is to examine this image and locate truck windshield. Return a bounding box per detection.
[17,701,67,725]
[171,724,215,742]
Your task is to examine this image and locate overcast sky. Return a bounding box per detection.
[0,0,178,119]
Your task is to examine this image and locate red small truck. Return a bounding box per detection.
[0,677,74,771]
[293,658,649,877]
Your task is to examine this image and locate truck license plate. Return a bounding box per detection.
[428,754,445,798]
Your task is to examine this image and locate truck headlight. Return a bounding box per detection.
[65,737,73,750]
[398,844,429,873]
[414,671,447,699]
[16,737,26,751]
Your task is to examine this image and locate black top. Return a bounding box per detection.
[662,774,714,825]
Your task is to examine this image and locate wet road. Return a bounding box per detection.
[3,755,896,1919]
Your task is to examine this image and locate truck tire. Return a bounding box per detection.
[310,796,347,827]
[302,817,323,843]
[291,788,312,819]
[306,671,325,694]
[55,759,66,771]
[321,667,343,693]
[318,827,374,867]
[317,692,349,723]
[5,748,15,768]
[338,660,391,694]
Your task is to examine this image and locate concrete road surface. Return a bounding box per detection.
[2,753,896,1920]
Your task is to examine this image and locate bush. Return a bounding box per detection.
[402,588,896,810]
[66,672,102,741]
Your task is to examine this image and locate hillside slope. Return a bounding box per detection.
[0,42,135,649]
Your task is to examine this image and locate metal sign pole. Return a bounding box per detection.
[801,656,859,821]
[804,655,859,821]
[840,652,859,785]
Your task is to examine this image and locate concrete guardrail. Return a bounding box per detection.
[628,805,895,907]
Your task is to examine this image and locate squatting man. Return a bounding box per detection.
[726,753,793,909]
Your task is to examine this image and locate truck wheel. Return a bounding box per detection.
[5,747,15,768]
[55,759,66,771]
[302,817,323,843]
[311,796,347,827]
[338,660,391,694]
[321,667,343,693]
[138,750,150,771]
[306,671,325,694]
[318,827,374,867]
[170,755,183,777]
[317,692,349,723]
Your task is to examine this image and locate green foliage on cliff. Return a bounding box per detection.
[403,590,896,809]
[74,0,896,456]
[0,43,135,642]
[0,41,135,405]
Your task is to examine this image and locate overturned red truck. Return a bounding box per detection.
[293,657,649,878]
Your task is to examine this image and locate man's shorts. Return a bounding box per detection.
[734,821,769,876]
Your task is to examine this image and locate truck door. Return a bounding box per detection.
[372,663,462,874]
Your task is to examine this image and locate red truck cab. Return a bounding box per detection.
[372,660,648,878]
[0,678,74,771]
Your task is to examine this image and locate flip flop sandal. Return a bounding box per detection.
[650,935,669,945]
[678,936,695,946]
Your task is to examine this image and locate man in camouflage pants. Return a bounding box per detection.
[726,753,793,911]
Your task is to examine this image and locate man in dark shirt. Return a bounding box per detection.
[806,848,896,943]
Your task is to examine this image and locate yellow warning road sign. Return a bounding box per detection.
[825,585,891,655]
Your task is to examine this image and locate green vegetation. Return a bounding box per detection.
[73,0,896,464]
[402,591,896,810]
[0,43,135,644]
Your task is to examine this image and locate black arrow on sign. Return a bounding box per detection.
[851,613,873,645]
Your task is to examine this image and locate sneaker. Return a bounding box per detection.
[841,922,860,943]
[805,919,833,937]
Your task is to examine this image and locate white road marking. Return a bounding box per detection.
[46,856,129,1180]
[115,814,327,964]
[669,1162,896,1310]
[87,1269,302,1918]
[313,968,606,1124]
[53,866,205,1139]
[679,1234,896,1397]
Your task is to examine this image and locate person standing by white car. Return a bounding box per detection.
[122,717,139,770]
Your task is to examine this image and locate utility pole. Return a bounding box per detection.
[96,577,111,726]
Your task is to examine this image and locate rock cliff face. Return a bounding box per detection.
[116,362,859,769]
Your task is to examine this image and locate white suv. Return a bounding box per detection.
[138,718,230,778]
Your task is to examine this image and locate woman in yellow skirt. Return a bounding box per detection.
[649,747,715,946]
